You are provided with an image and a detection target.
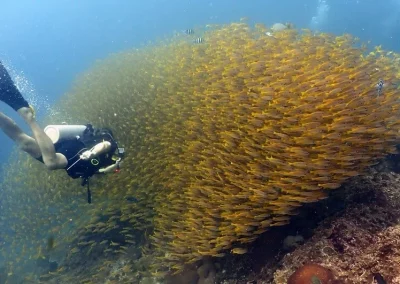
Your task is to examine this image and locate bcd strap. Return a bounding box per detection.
[81,177,92,204]
[87,180,92,204]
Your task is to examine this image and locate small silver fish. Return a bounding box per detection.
[376,79,385,96]
[183,29,194,35]
[193,37,204,44]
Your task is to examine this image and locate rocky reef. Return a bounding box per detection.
[213,159,400,284]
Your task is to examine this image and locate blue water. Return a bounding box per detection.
[0,0,400,164]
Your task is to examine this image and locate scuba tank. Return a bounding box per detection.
[44,123,124,204]
[44,125,87,144]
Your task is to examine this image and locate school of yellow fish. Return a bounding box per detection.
[1,22,400,282]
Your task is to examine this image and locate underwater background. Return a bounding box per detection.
[1,0,400,283]
[1,0,400,162]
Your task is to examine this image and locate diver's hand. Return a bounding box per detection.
[98,159,122,174]
[80,150,96,160]
[18,106,35,123]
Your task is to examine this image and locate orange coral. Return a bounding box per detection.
[288,263,338,284]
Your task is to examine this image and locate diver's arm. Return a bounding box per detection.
[80,141,111,160]
[91,141,112,157]
[98,159,122,174]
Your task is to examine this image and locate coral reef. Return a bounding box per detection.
[272,170,400,283]
[1,22,400,282]
[211,165,400,283]
[164,258,216,284]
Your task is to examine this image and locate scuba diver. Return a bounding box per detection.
[0,61,124,203]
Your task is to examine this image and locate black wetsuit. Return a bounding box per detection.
[36,139,92,178]
[36,130,118,179]
[1,62,119,179]
[0,61,30,111]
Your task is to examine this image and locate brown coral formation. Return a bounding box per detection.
[164,258,216,284]
[273,171,400,283]
[1,22,400,281]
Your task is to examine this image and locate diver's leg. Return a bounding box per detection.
[17,107,68,170]
[0,62,30,111]
[0,111,42,157]
[0,63,66,169]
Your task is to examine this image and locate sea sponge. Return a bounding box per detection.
[288,263,337,284]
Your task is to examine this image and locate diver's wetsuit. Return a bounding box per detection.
[0,61,29,111]
[35,139,92,178]
[36,129,118,179]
